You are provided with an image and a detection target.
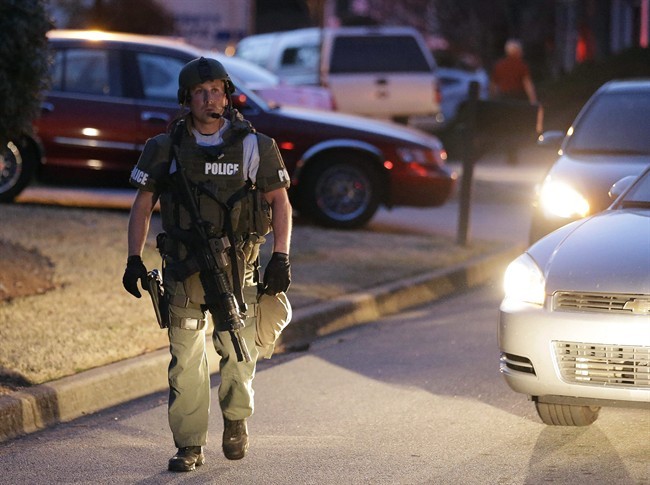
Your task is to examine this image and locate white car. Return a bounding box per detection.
[499,166,650,426]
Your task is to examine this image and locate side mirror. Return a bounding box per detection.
[536,130,564,149]
[608,175,636,200]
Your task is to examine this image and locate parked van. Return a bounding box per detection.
[235,26,443,126]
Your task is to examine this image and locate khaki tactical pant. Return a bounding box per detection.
[166,280,259,448]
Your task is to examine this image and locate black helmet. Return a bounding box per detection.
[177,57,235,105]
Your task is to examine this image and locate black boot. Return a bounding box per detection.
[222,418,249,460]
[168,446,205,472]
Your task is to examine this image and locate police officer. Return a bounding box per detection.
[122,57,292,471]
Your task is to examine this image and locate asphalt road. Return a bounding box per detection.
[0,284,647,484]
[12,148,640,484]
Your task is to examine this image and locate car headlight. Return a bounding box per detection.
[539,180,589,218]
[503,253,545,306]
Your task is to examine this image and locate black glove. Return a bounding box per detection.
[122,255,148,298]
[263,252,291,295]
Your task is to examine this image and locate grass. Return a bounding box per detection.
[0,205,496,386]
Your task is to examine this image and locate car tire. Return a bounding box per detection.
[535,401,600,426]
[301,159,381,229]
[0,140,36,203]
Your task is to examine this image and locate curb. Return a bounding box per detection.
[0,245,522,443]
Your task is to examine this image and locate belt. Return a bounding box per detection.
[170,316,208,331]
[170,294,257,315]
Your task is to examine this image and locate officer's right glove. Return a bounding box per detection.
[122,255,148,298]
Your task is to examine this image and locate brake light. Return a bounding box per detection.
[434,82,442,105]
[279,141,295,150]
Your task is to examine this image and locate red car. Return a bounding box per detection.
[1,30,456,228]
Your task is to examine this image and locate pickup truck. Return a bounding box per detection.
[235,26,443,127]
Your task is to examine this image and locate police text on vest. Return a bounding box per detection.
[205,162,239,175]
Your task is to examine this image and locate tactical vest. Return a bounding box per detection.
[159,122,271,283]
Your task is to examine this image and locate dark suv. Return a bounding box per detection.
[1,30,456,229]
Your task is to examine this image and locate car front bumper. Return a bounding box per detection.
[498,298,650,406]
[389,166,457,207]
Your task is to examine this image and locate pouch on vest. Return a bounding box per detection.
[253,190,272,236]
[256,291,292,359]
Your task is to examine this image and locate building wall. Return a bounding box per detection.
[155,0,253,51]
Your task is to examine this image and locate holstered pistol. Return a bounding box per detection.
[146,269,169,328]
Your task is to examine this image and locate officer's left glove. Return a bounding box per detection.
[263,252,291,295]
[122,255,148,298]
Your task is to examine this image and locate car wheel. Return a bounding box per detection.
[301,160,381,229]
[0,141,36,203]
[535,401,600,426]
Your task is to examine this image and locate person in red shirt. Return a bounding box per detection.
[489,39,538,164]
[490,39,537,103]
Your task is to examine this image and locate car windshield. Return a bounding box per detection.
[567,91,650,155]
[618,170,650,208]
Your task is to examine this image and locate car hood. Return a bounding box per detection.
[530,210,650,294]
[273,106,444,147]
[545,152,650,212]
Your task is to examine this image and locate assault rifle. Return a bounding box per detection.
[171,152,251,363]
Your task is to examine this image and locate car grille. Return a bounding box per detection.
[553,291,650,315]
[554,341,650,388]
